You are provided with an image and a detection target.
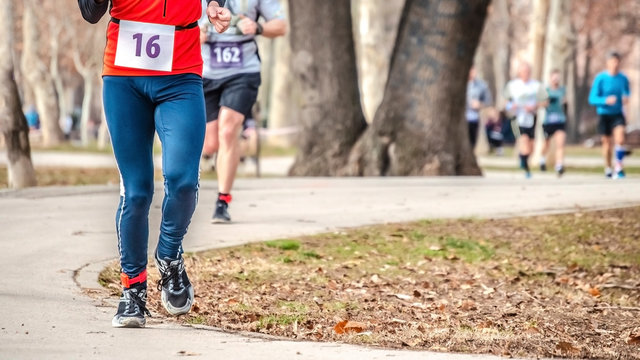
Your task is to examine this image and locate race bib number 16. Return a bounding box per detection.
[115,20,175,72]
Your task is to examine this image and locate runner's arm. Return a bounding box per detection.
[588,75,607,106]
[622,76,630,106]
[242,0,286,38]
[77,0,109,24]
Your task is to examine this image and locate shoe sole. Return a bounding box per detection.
[160,285,194,316]
[112,316,146,328]
[211,217,231,224]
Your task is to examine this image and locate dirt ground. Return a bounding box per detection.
[100,207,640,359]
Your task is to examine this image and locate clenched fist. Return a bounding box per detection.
[207,1,231,33]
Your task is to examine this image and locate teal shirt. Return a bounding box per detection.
[545,86,566,124]
[588,71,630,115]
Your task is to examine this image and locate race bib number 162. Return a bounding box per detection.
[114,20,175,72]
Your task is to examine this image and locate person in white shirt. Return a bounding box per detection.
[503,62,548,178]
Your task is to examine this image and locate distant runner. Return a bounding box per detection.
[466,66,493,150]
[78,0,230,328]
[540,69,567,177]
[589,51,631,179]
[200,0,286,223]
[504,62,547,178]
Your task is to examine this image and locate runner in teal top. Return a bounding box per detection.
[540,69,567,177]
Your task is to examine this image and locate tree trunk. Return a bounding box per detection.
[79,75,94,146]
[264,0,300,147]
[344,0,489,176]
[20,0,64,147]
[572,33,593,143]
[353,0,404,123]
[529,0,550,81]
[50,23,69,138]
[490,0,511,110]
[0,0,37,189]
[535,0,574,163]
[288,0,367,176]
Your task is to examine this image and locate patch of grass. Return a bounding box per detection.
[257,314,305,329]
[302,250,322,259]
[265,239,300,251]
[186,315,207,325]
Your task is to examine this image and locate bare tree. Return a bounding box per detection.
[0,0,37,188]
[344,0,490,176]
[20,0,64,147]
[288,0,367,176]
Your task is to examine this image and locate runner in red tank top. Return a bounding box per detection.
[78,0,230,328]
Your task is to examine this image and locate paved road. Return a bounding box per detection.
[1,176,639,359]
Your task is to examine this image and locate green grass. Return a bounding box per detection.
[257,314,305,329]
[265,239,301,251]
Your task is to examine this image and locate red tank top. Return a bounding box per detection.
[103,0,203,76]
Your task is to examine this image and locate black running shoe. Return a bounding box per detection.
[155,255,194,316]
[112,281,150,328]
[556,166,565,177]
[605,169,613,178]
[540,163,547,172]
[211,199,231,224]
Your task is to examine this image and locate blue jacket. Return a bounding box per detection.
[589,71,630,115]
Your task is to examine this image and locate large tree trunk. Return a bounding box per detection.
[20,0,64,147]
[0,0,37,189]
[344,0,489,176]
[353,0,404,123]
[288,0,367,176]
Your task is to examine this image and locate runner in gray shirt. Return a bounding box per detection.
[466,66,492,149]
[199,0,286,223]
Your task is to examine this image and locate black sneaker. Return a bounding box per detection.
[155,255,194,316]
[605,169,613,178]
[211,199,231,224]
[556,166,565,177]
[540,163,547,172]
[112,281,150,328]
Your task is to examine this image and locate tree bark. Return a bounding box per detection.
[490,0,511,110]
[528,0,550,80]
[535,0,574,162]
[0,0,37,188]
[344,0,489,176]
[353,0,404,123]
[20,0,64,147]
[288,0,367,176]
[50,22,70,138]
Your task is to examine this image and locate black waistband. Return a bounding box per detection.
[205,39,257,46]
[111,18,198,31]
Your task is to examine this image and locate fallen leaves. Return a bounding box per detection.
[334,320,367,334]
[556,341,580,355]
[587,287,601,297]
[95,206,640,360]
[627,332,640,345]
